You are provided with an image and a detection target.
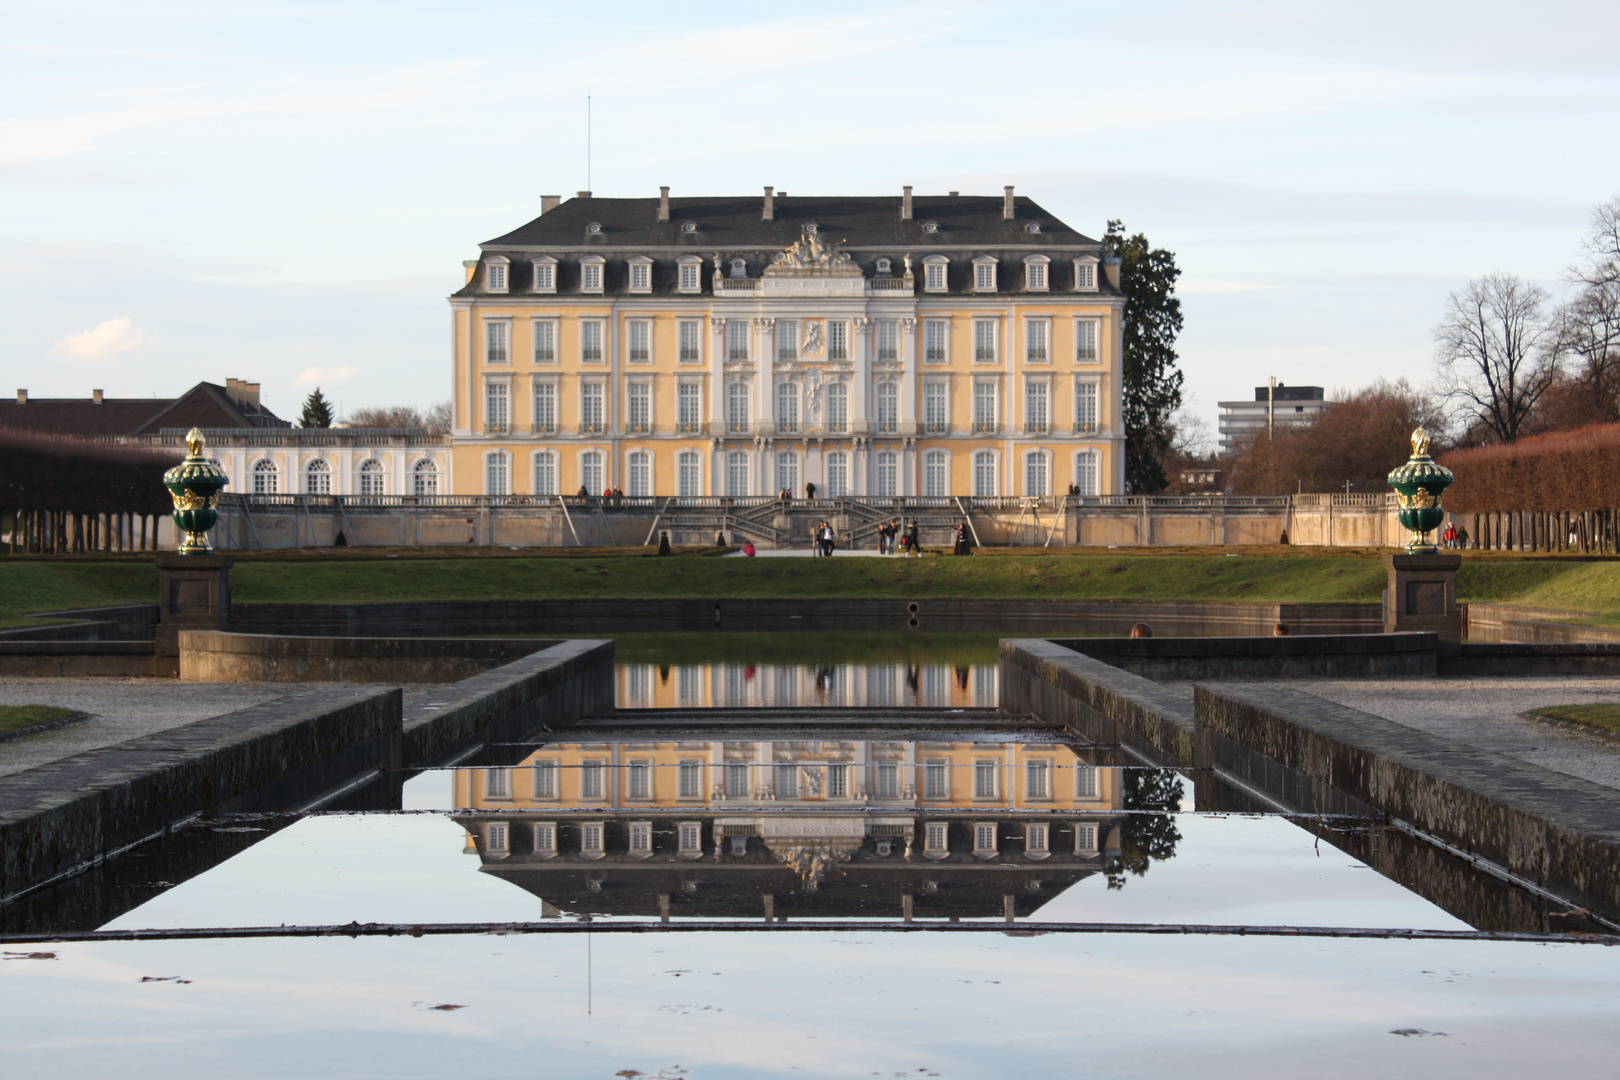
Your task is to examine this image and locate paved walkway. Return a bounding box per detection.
[0,678,438,778]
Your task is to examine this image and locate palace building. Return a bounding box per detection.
[448,186,1123,498]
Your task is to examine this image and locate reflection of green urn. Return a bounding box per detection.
[1387,427,1454,554]
[163,427,230,554]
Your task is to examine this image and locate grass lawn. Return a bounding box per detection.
[1529,704,1620,737]
[4,548,1620,619]
[0,704,83,735]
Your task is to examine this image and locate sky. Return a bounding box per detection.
[3,0,1619,446]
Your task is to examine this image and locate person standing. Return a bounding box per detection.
[821,521,836,557]
[905,519,921,556]
[805,481,817,500]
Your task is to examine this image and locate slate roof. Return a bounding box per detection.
[0,381,289,438]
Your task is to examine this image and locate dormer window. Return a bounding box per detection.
[580,257,604,293]
[586,222,602,235]
[973,256,998,292]
[875,258,892,276]
[1074,256,1099,292]
[678,256,702,294]
[1024,256,1050,292]
[628,257,652,294]
[1025,222,1042,234]
[532,257,556,293]
[485,257,509,293]
[729,258,747,279]
[923,221,939,234]
[923,256,948,293]
[681,221,699,234]
[803,222,818,235]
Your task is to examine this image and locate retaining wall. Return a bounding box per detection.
[179,631,560,683]
[1059,632,1439,680]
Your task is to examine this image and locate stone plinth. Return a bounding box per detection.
[1384,551,1461,642]
[156,552,232,669]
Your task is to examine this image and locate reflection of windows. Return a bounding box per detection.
[533,822,557,856]
[533,760,557,799]
[973,665,998,707]
[1075,766,1099,798]
[925,822,948,855]
[974,822,997,855]
[677,665,704,706]
[775,764,798,798]
[726,763,751,798]
[679,761,702,799]
[629,822,652,855]
[974,759,998,799]
[1075,823,1099,853]
[678,821,702,857]
[581,822,604,855]
[627,760,652,800]
[580,761,606,800]
[484,768,510,799]
[1026,760,1050,800]
[485,822,508,852]
[875,762,899,799]
[924,759,949,799]
[827,764,849,798]
[1025,823,1049,856]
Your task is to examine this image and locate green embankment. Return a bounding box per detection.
[0,561,159,629]
[1529,704,1620,737]
[0,704,82,735]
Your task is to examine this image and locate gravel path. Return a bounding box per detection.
[0,678,440,778]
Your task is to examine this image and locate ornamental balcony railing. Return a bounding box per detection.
[1023,422,1049,435]
[625,421,651,434]
[972,420,999,433]
[868,277,912,291]
[1073,421,1098,434]
[578,422,605,435]
[923,420,949,434]
[675,420,704,434]
[483,422,508,436]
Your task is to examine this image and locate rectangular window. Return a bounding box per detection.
[679,761,702,799]
[485,822,508,852]
[726,383,750,434]
[973,382,998,433]
[726,763,751,798]
[534,382,556,434]
[924,383,947,433]
[581,261,602,292]
[533,760,557,799]
[924,759,949,799]
[775,764,798,798]
[533,261,555,292]
[875,383,898,434]
[679,261,701,293]
[975,262,996,291]
[580,383,604,433]
[1026,320,1048,363]
[1075,823,1098,852]
[1025,452,1049,497]
[629,822,652,854]
[1075,382,1099,433]
[627,760,652,800]
[1076,262,1097,290]
[1026,823,1049,854]
[484,381,508,433]
[925,262,946,292]
[727,320,749,361]
[1075,320,1099,363]
[485,321,509,364]
[532,320,556,364]
[678,383,702,432]
[926,822,948,854]
[1075,766,1099,799]
[581,822,604,854]
[875,762,899,799]
[1026,760,1050,800]
[827,321,848,361]
[627,382,651,433]
[974,760,997,799]
[1027,262,1047,290]
[533,822,557,854]
[875,451,898,497]
[825,384,848,434]
[974,822,997,854]
[923,451,948,497]
[678,320,701,363]
[776,320,798,361]
[827,764,849,798]
[629,261,650,292]
[876,320,899,361]
[726,451,749,496]
[1025,380,1048,434]
[678,451,702,497]
[487,262,507,291]
[974,320,997,362]
[628,319,651,363]
[580,760,605,800]
[581,320,604,363]
[826,452,849,497]
[679,822,702,855]
[484,767,510,798]
[777,383,799,433]
[924,320,947,363]
[776,451,799,494]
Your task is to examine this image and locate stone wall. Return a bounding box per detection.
[178,631,559,683]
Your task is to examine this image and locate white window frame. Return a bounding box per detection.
[725,450,750,496]
[973,319,998,363]
[533,380,558,435]
[925,821,949,858]
[676,381,703,434]
[1024,255,1049,292]
[580,256,604,294]
[825,450,850,497]
[532,256,556,294]
[923,758,950,800]
[923,381,948,435]
[1074,380,1100,434]
[1074,449,1100,498]
[532,317,558,364]
[626,381,652,434]
[726,319,750,361]
[973,822,998,857]
[923,319,948,364]
[579,760,607,802]
[1024,377,1048,435]
[1075,318,1100,364]
[484,378,509,434]
[1025,822,1050,858]
[775,449,800,494]
[579,449,605,495]
[677,449,703,496]
[1025,759,1051,801]
[678,821,703,858]
[827,763,849,799]
[874,381,899,435]
[579,382,605,434]
[629,821,653,857]
[1074,256,1099,292]
[874,450,898,497]
[580,821,605,857]
[972,380,998,434]
[627,759,653,801]
[627,318,652,364]
[485,821,509,853]
[874,762,900,800]
[1025,318,1050,364]
[484,767,511,799]
[627,448,652,496]
[726,381,750,435]
[827,320,849,361]
[1074,822,1099,854]
[923,449,949,497]
[628,256,652,294]
[533,760,558,800]
[1075,765,1100,799]
[678,256,703,294]
[875,320,899,361]
[678,319,702,364]
[1024,449,1050,497]
[484,450,509,496]
[484,318,510,365]
[252,458,279,495]
[357,458,385,498]
[776,320,798,361]
[410,458,438,496]
[973,759,998,800]
[972,450,999,497]
[825,382,849,434]
[973,256,997,292]
[580,319,605,364]
[484,256,509,293]
[533,821,558,857]
[923,256,948,293]
[533,449,558,496]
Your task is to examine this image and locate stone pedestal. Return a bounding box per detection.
[156,552,232,672]
[1383,552,1461,642]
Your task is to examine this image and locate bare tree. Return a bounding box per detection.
[344,400,452,434]
[1575,194,1620,289]
[1433,273,1555,443]
[1542,195,1620,424]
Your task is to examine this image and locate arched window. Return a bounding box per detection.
[775,451,799,495]
[923,450,948,497]
[580,450,605,495]
[412,459,438,496]
[533,451,558,496]
[725,451,750,497]
[358,458,385,498]
[1024,451,1049,497]
[485,452,509,496]
[304,458,331,495]
[627,450,652,497]
[677,450,702,497]
[825,451,849,497]
[252,459,279,495]
[973,451,998,497]
[874,451,898,497]
[1074,450,1099,497]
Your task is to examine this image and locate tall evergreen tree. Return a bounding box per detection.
[299,387,334,429]
[1106,222,1185,493]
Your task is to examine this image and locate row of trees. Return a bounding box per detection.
[297,387,451,433]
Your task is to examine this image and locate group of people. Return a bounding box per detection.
[875,519,922,556]
[574,485,626,504]
[1441,522,1470,549]
[810,520,837,557]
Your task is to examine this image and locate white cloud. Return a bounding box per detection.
[48,317,155,361]
[294,365,356,388]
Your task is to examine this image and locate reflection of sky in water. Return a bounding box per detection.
[4,932,1617,1079]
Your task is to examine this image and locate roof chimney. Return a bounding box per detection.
[540,194,561,214]
[763,186,775,221]
[1003,185,1016,220]
[901,185,913,221]
[576,190,592,198]
[658,186,670,222]
[17,389,26,404]
[92,388,103,404]
[226,378,261,410]
[462,259,477,284]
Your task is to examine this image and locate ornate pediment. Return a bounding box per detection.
[765,225,862,278]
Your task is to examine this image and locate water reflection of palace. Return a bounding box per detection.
[453,739,1123,919]
[615,662,999,710]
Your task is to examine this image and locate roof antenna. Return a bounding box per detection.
[586,94,592,194]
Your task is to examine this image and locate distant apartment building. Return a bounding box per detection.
[1218,384,1328,456]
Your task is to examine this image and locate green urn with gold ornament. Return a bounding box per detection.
[163,428,230,554]
[1387,427,1454,553]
